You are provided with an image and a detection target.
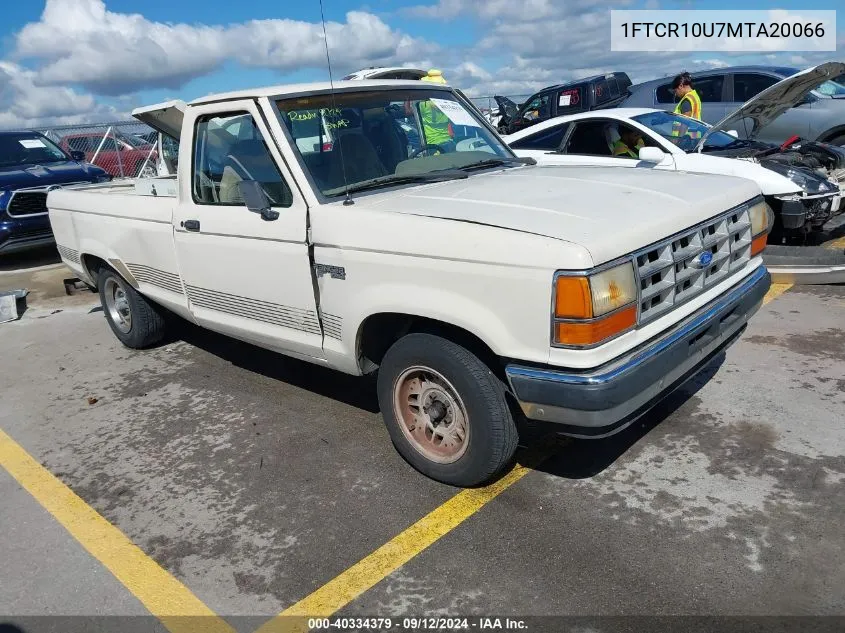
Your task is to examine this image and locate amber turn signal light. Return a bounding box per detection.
[750,233,768,257]
[555,305,637,347]
[555,276,593,319]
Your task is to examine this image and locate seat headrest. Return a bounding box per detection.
[604,123,620,148]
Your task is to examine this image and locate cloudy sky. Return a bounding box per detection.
[0,0,842,128]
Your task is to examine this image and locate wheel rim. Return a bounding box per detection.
[103,276,132,334]
[393,366,470,464]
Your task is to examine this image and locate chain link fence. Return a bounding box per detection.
[11,121,165,179]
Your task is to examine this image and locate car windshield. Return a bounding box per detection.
[815,79,845,97]
[276,88,516,197]
[0,132,70,168]
[631,111,738,152]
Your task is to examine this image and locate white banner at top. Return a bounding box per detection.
[610,10,837,52]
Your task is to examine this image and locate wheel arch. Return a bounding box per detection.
[356,312,504,378]
[816,124,845,144]
[80,252,138,289]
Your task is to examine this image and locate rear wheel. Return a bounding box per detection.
[377,333,518,486]
[98,268,167,348]
[827,134,845,148]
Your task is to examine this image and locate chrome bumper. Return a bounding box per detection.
[505,266,771,437]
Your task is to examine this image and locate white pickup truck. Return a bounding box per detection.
[48,80,773,486]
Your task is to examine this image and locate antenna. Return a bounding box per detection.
[318,0,354,205]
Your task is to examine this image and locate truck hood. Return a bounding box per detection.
[695,61,845,151]
[359,166,762,266]
[0,160,107,190]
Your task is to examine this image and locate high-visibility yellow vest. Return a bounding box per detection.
[612,138,644,158]
[671,89,702,139]
[674,89,702,120]
[419,102,452,146]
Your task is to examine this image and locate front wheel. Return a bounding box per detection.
[377,333,518,486]
[98,268,167,349]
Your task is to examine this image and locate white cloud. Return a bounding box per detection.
[15,0,438,96]
[0,62,121,128]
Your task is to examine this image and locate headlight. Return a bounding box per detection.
[552,262,637,347]
[747,199,774,257]
[765,162,831,194]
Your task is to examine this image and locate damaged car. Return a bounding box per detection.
[505,62,845,248]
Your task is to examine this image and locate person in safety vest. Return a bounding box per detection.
[612,127,645,159]
[418,69,455,152]
[671,72,702,139]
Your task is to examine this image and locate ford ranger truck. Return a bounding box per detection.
[46,80,773,487]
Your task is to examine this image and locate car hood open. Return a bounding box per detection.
[694,61,845,152]
[359,166,761,266]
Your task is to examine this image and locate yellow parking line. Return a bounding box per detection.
[256,448,551,633]
[0,428,235,633]
[823,235,845,251]
[259,283,797,632]
[763,282,793,305]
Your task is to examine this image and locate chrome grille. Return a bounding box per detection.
[637,205,753,324]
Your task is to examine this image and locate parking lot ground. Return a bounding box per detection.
[2,264,845,629]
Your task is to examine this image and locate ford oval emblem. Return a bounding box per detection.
[698,251,713,267]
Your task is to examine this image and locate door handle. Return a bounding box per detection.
[181,220,200,232]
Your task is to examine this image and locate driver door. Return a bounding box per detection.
[172,100,324,360]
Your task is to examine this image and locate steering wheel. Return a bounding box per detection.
[411,144,447,158]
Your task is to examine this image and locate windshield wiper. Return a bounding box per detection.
[457,156,537,171]
[323,169,468,196]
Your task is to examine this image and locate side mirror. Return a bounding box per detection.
[69,150,85,161]
[726,130,739,138]
[638,147,667,164]
[237,180,279,221]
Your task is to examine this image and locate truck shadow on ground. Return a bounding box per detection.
[172,318,724,482]
[171,319,381,413]
[522,355,724,481]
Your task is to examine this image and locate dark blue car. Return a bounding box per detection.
[0,130,111,256]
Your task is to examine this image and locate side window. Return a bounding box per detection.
[690,75,725,102]
[562,120,615,156]
[100,137,119,151]
[655,83,675,104]
[655,75,725,103]
[557,87,583,114]
[520,94,551,122]
[192,112,293,207]
[733,73,779,102]
[510,123,569,151]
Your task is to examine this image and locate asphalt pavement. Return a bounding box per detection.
[1,257,844,631]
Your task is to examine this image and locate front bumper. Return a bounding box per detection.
[0,215,55,255]
[505,266,771,437]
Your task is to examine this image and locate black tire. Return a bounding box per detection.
[377,333,518,487]
[97,267,167,349]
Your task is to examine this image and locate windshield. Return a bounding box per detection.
[631,111,738,152]
[815,79,845,97]
[276,88,515,197]
[0,132,71,168]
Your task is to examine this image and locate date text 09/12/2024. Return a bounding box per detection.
[306,617,528,630]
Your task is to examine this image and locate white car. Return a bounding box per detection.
[505,62,845,248]
[47,79,772,486]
